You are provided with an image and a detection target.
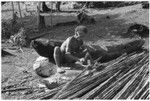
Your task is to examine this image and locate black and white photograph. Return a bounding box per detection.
[1,1,149,100]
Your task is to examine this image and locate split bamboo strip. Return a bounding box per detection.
[77,71,121,99]
[140,89,149,99]
[52,65,91,99]
[133,81,149,99]
[2,87,31,93]
[30,84,63,99]
[53,56,102,98]
[114,63,148,99]
[72,52,146,89]
[39,84,65,99]
[57,71,114,99]
[95,58,145,99]
[81,58,147,99]
[67,54,127,88]
[49,52,148,100]
[101,60,146,99]
[127,71,149,99]
[61,55,128,93]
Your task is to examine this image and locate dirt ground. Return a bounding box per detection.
[1,3,149,99]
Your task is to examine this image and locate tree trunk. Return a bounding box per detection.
[38,15,46,30]
[37,2,46,31]
[17,2,22,18]
[56,2,61,11]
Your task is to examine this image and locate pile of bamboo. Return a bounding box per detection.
[33,51,149,100]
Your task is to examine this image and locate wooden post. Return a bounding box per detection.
[11,2,15,34]
[50,2,53,27]
[37,2,46,31]
[25,3,28,12]
[17,2,22,18]
[11,2,15,18]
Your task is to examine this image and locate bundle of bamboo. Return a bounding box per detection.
[32,50,149,100]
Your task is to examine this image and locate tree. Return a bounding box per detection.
[56,2,61,12]
[37,2,46,31]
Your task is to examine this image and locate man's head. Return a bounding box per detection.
[75,25,87,40]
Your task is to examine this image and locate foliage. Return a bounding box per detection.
[76,1,141,8]
[2,19,24,39]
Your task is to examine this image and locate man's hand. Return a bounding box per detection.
[79,58,85,63]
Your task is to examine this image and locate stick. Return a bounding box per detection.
[2,87,31,93]
[52,65,90,99]
[53,56,102,99]
[51,2,53,27]
[17,2,22,18]
[11,2,15,18]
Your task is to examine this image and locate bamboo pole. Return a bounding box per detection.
[129,71,149,99]
[50,2,53,27]
[68,71,121,99]
[17,2,22,18]
[116,63,148,99]
[11,2,15,18]
[11,2,15,33]
[102,62,147,99]
[25,3,28,12]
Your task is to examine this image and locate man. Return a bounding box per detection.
[53,25,93,73]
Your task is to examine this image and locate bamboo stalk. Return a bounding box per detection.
[11,2,15,18]
[2,79,28,90]
[133,82,149,99]
[50,2,53,27]
[128,71,149,99]
[17,2,22,18]
[114,63,148,99]
[52,65,91,99]
[103,61,148,99]
[60,66,120,96]
[63,53,144,99]
[140,89,149,99]
[60,52,146,98]
[53,57,101,99]
[49,52,148,100]
[74,71,121,99]
[58,71,115,99]
[2,87,31,93]
[95,59,143,99]
[30,84,63,99]
[82,57,147,99]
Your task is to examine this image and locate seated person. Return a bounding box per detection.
[53,25,93,73]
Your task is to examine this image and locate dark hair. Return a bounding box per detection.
[75,25,88,34]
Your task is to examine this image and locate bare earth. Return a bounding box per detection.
[1,4,149,99]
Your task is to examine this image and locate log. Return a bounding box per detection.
[32,38,145,64]
[31,38,62,63]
